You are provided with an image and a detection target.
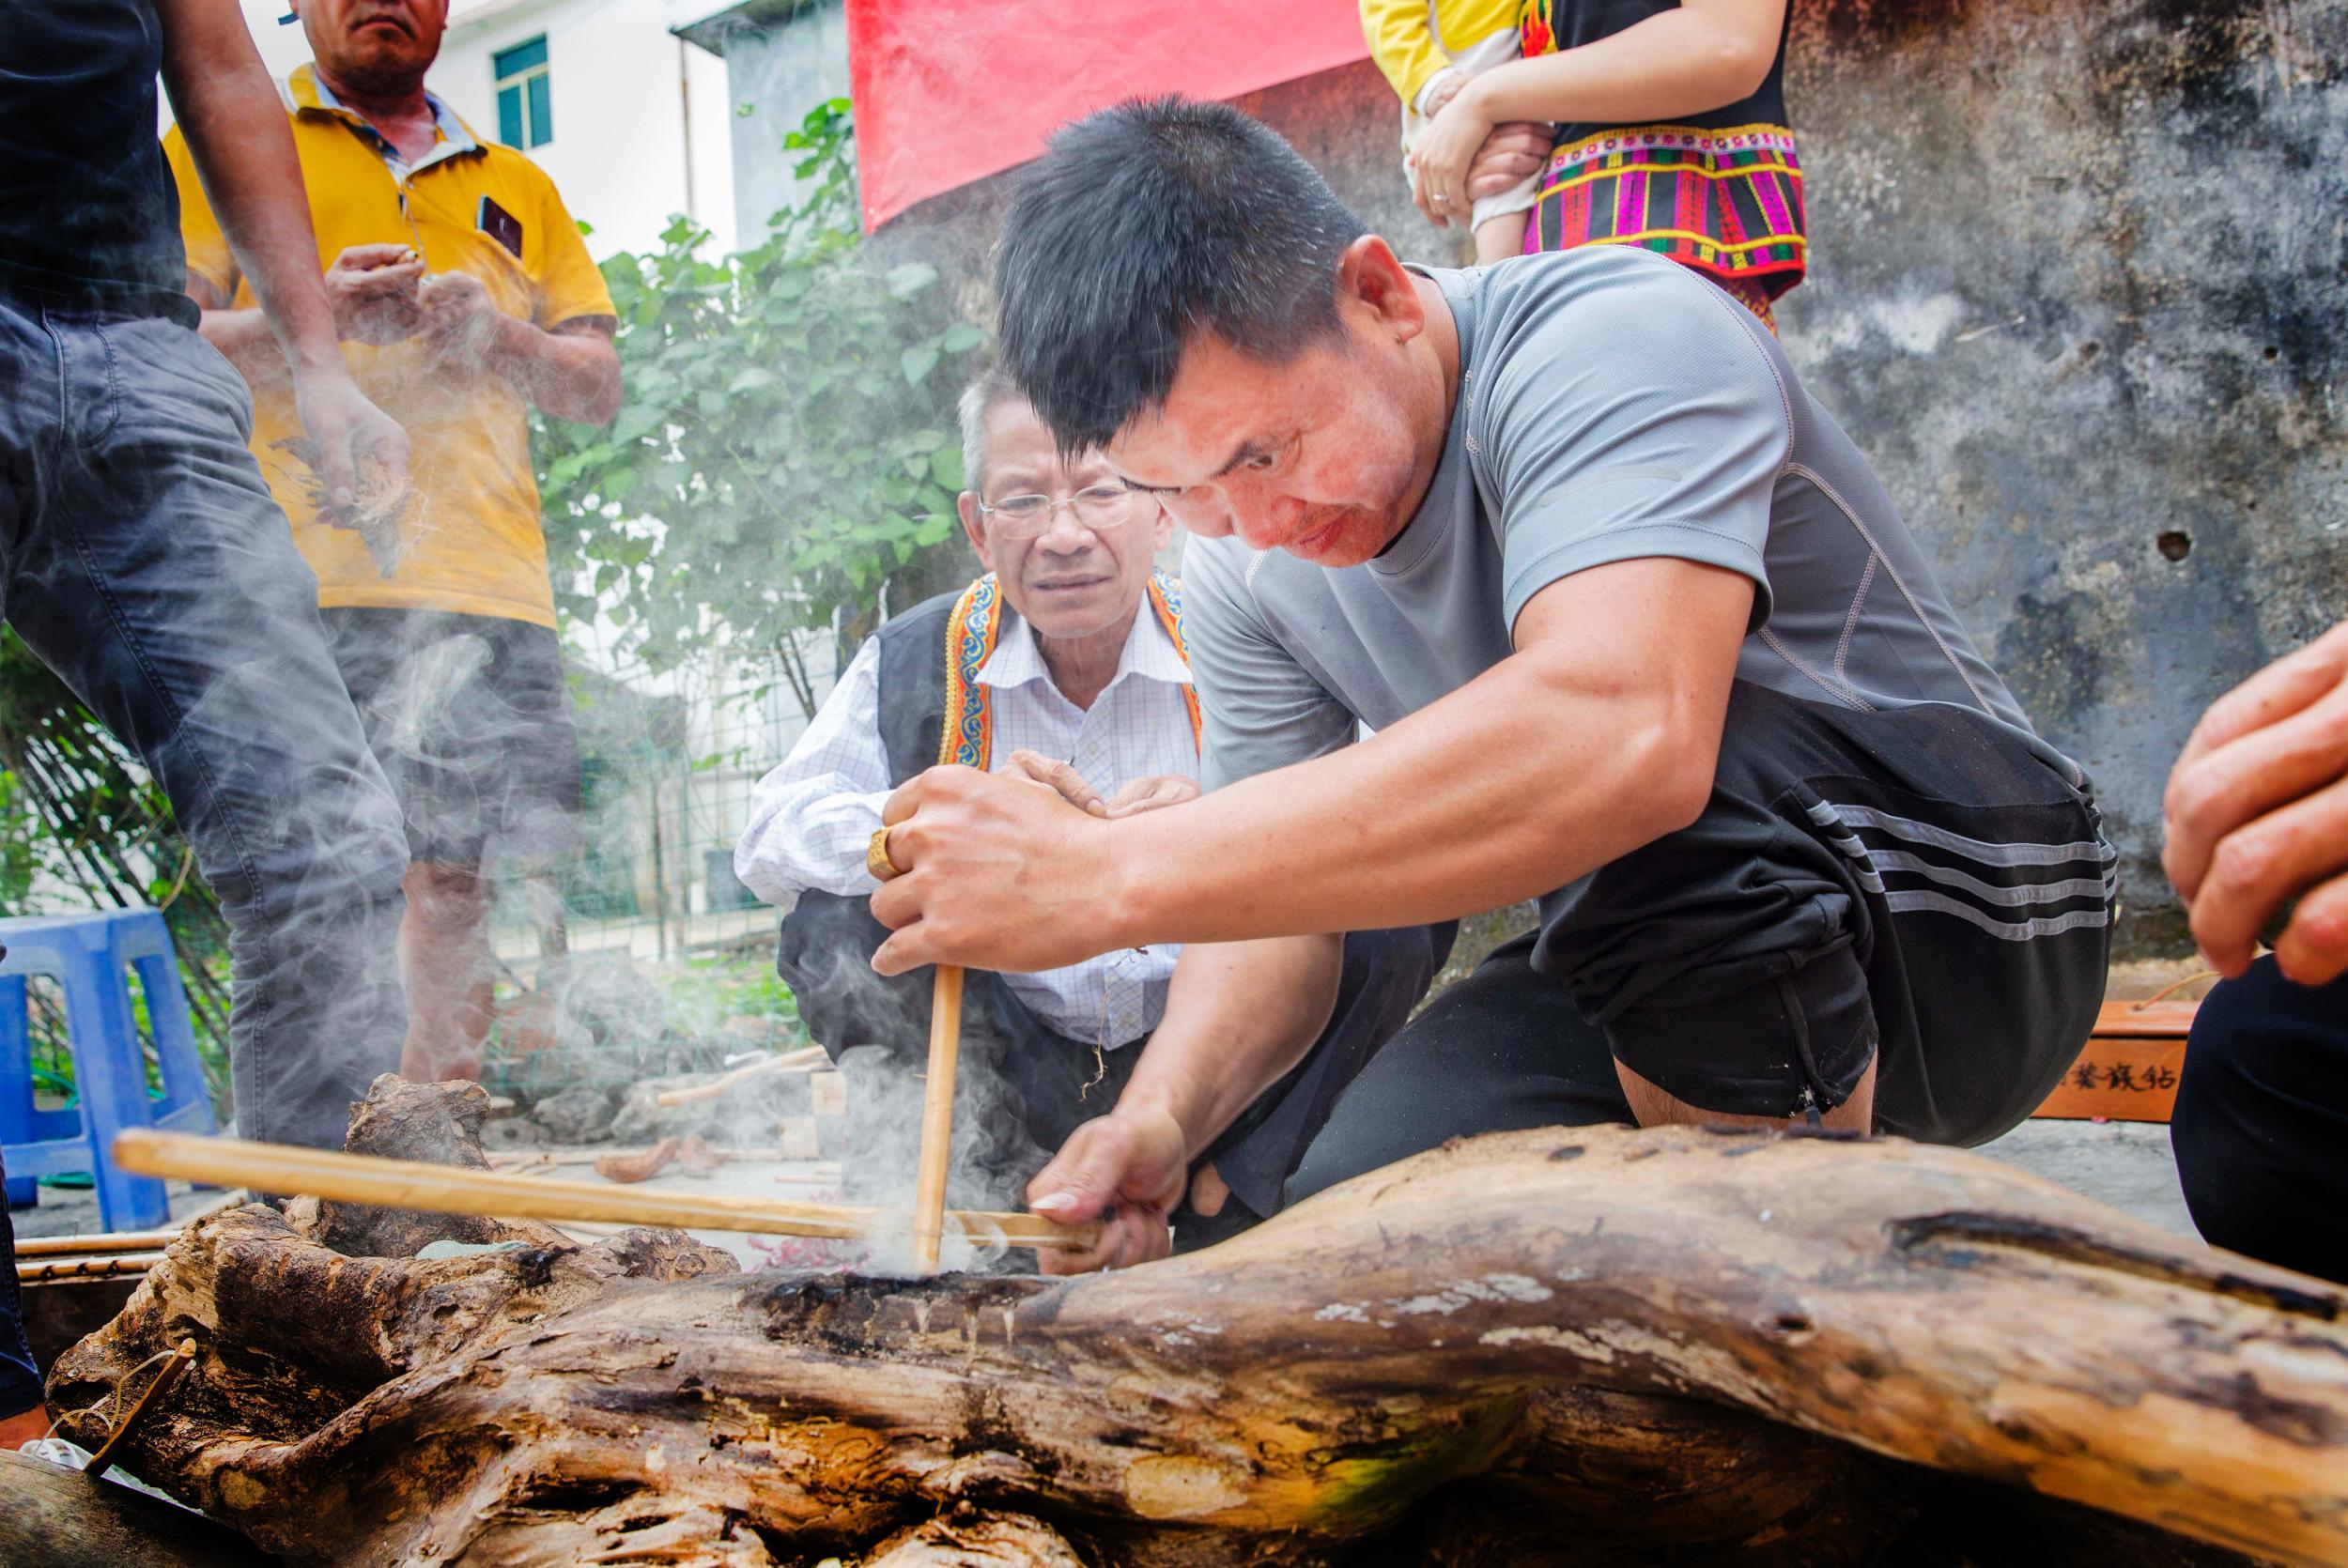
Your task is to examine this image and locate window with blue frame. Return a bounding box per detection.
[493,37,551,148]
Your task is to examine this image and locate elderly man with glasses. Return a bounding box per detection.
[736,365,1449,1253]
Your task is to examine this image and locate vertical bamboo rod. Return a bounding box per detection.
[911,964,965,1272]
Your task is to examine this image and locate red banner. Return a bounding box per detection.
[844,0,1372,232]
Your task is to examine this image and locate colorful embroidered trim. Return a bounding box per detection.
[937,571,1201,769]
[1528,122,1806,300]
[938,573,1005,768]
[1717,274,1779,335]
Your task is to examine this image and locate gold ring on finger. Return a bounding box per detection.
[866,824,906,883]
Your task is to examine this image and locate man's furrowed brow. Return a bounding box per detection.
[1213,439,1274,479]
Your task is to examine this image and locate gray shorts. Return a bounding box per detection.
[1289,683,2113,1205]
[322,607,582,868]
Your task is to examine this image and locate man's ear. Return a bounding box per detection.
[1336,235,1426,344]
[957,490,994,572]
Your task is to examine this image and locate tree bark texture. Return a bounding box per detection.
[42,1122,2348,1567]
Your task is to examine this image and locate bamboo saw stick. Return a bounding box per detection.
[12,1187,253,1261]
[911,964,965,1272]
[18,1253,167,1284]
[110,1130,1098,1252]
[653,1046,829,1107]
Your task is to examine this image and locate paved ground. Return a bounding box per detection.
[1972,1118,2195,1237]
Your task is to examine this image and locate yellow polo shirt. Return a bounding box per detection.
[162,65,614,627]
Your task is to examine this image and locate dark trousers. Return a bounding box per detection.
[778,892,1451,1228]
[2171,957,2348,1284]
[0,1150,34,1417]
[1291,684,2113,1205]
[0,296,409,1149]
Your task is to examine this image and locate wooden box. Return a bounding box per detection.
[2030,999,2197,1122]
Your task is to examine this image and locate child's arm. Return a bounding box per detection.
[1360,0,1450,109]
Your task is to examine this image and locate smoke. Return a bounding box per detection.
[779,936,1054,1274]
[62,438,419,1154]
[3,40,1000,1290]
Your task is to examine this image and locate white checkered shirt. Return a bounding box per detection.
[735,602,1197,1048]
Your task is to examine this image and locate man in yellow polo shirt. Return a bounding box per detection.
[165,0,623,1084]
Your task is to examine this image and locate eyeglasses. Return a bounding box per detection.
[976,484,1146,539]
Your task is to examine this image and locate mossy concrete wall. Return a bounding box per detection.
[1774,0,2347,956]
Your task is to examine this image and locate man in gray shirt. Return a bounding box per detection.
[865,99,2111,1272]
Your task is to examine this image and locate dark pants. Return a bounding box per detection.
[1291,684,2113,1204]
[778,892,1451,1230]
[0,295,409,1150]
[2171,957,2348,1284]
[0,1149,34,1417]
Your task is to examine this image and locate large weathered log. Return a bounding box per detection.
[43,1124,2348,1566]
[298,1075,574,1259]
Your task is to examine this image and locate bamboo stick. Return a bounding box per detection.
[653,1047,828,1107]
[487,1147,841,1171]
[911,965,965,1273]
[10,1188,253,1261]
[13,1231,181,1259]
[110,1130,1093,1252]
[18,1253,166,1284]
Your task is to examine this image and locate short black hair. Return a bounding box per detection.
[995,97,1367,453]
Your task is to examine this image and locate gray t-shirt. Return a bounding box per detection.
[1185,247,2072,792]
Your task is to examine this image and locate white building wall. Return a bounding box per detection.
[198,0,735,261]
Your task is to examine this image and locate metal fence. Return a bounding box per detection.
[490,633,836,976]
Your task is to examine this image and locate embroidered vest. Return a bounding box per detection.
[869,571,1198,787]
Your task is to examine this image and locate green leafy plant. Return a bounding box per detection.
[0,627,235,1109]
[533,100,985,709]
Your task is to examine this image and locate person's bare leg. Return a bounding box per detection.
[1616,1058,1877,1133]
[1472,208,1530,266]
[397,861,495,1082]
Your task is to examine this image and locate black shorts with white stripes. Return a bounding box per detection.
[1287,683,2111,1204]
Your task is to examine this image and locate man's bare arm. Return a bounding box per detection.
[871,556,1754,973]
[193,242,427,387]
[1119,934,1342,1155]
[157,0,405,499]
[413,269,622,426]
[491,315,624,425]
[190,292,295,384]
[158,0,335,375]
[1024,934,1341,1274]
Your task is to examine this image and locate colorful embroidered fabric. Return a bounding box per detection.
[1523,122,1806,303]
[937,572,1201,769]
[1715,273,1779,332]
